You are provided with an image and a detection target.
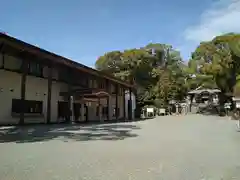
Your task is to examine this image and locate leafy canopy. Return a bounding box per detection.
[95,43,187,106]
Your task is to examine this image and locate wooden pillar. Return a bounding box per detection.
[0,48,4,69]
[107,96,109,121]
[2,51,4,68]
[67,69,72,123]
[46,65,52,124]
[98,97,102,122]
[70,95,74,122]
[19,59,29,125]
[0,44,5,69]
[81,100,85,122]
[115,84,119,121]
[123,87,126,120]
[106,80,111,121]
[129,88,132,120]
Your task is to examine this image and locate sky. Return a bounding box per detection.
[0,0,240,67]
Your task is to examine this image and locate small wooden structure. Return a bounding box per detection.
[187,88,221,113]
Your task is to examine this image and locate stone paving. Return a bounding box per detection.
[0,115,240,180]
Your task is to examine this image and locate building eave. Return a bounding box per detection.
[0,32,135,89]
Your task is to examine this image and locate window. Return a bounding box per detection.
[12,99,43,114]
[12,99,22,113]
[88,79,96,88]
[98,81,105,89]
[72,72,88,87]
[28,61,43,77]
[58,101,69,118]
[58,68,70,82]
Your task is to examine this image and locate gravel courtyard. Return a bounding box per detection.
[0,114,240,180]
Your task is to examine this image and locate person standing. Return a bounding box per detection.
[224,100,231,116]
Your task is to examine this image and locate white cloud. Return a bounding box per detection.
[184,0,240,42]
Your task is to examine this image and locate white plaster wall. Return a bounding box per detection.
[0,69,69,124]
[0,70,21,124]
[0,52,129,124]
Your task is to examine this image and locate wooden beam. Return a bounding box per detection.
[46,65,53,124]
[19,59,29,125]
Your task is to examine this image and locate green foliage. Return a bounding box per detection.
[234,75,240,96]
[95,43,187,106]
[95,33,240,106]
[95,51,123,74]
[189,33,240,101]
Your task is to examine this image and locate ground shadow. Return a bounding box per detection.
[0,122,140,143]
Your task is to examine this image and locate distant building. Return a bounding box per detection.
[187,88,221,112]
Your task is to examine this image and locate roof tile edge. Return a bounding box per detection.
[0,32,134,88]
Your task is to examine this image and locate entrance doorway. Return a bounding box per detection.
[58,102,88,123]
[58,101,69,122]
[73,103,88,122]
[128,100,132,120]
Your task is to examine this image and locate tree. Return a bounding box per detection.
[95,51,122,74]
[95,43,187,106]
[189,33,240,104]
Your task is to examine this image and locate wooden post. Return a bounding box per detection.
[46,65,52,124]
[2,51,4,68]
[70,95,74,122]
[123,87,126,120]
[81,100,85,122]
[0,47,5,69]
[106,80,111,121]
[115,84,119,121]
[129,88,132,120]
[98,97,102,122]
[67,69,72,123]
[19,59,29,125]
